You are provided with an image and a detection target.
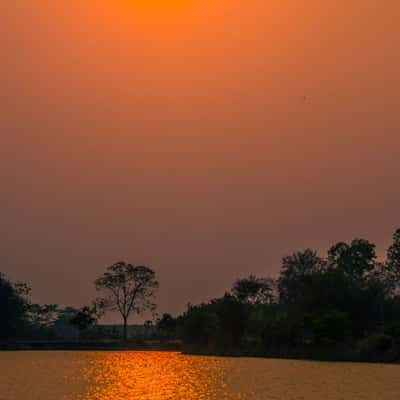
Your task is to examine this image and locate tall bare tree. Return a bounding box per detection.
[95,262,158,341]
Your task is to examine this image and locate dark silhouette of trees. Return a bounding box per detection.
[178,294,248,353]
[157,313,177,339]
[177,228,400,362]
[95,262,158,341]
[232,275,274,304]
[328,239,376,278]
[70,306,99,337]
[211,294,249,350]
[3,227,400,362]
[0,273,30,340]
[278,249,325,305]
[28,304,60,328]
[25,305,86,339]
[387,228,400,283]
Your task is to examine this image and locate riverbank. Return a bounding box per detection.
[0,340,182,351]
[182,339,400,364]
[3,340,399,364]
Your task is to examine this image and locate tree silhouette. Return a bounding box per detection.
[387,228,400,282]
[278,248,325,304]
[0,273,30,340]
[328,239,376,278]
[70,306,99,337]
[95,262,158,341]
[232,275,274,304]
[157,313,177,339]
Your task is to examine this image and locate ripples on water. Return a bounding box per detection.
[1,351,400,400]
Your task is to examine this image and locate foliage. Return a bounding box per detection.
[387,228,400,288]
[95,261,159,340]
[157,313,177,339]
[177,228,400,361]
[70,306,99,333]
[178,303,219,349]
[3,227,400,363]
[328,239,376,278]
[278,249,325,305]
[0,273,30,340]
[232,275,274,304]
[28,304,60,327]
[358,334,397,362]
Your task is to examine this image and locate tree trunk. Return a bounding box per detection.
[123,316,128,342]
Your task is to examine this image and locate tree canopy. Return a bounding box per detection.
[387,228,400,279]
[177,228,400,362]
[0,273,30,340]
[95,261,158,340]
[232,275,274,304]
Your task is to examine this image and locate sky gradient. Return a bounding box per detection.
[1,1,400,321]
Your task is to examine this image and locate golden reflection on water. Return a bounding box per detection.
[1,351,400,400]
[77,352,233,400]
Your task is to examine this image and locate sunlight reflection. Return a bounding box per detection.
[76,352,236,400]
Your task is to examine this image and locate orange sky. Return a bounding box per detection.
[1,1,400,321]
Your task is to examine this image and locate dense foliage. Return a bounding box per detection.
[2,229,400,362]
[176,228,400,362]
[0,273,29,340]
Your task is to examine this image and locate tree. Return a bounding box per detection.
[28,304,60,328]
[278,249,325,304]
[179,295,250,352]
[70,306,99,337]
[232,275,274,304]
[211,294,249,349]
[157,313,177,339]
[328,239,377,278]
[95,262,159,341]
[0,273,30,340]
[178,303,219,350]
[387,228,400,281]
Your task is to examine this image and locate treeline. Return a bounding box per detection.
[0,279,99,341]
[2,228,400,362]
[0,263,158,342]
[168,228,400,362]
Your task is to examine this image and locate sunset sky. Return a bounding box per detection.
[1,1,399,321]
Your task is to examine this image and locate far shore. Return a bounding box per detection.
[0,340,182,351]
[1,342,399,364]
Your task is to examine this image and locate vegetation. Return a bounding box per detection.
[95,262,158,341]
[69,305,101,338]
[2,228,400,362]
[0,273,30,340]
[175,228,400,362]
[0,261,158,343]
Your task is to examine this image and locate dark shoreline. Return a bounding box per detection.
[2,342,399,364]
[180,343,400,364]
[0,341,182,351]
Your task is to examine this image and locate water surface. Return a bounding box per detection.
[1,351,399,399]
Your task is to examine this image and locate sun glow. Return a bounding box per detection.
[123,0,189,13]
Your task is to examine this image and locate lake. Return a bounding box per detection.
[1,351,399,399]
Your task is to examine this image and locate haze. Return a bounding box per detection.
[1,1,399,321]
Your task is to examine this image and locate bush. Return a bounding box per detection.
[358,334,398,362]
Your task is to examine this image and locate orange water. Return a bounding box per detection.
[1,351,399,399]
